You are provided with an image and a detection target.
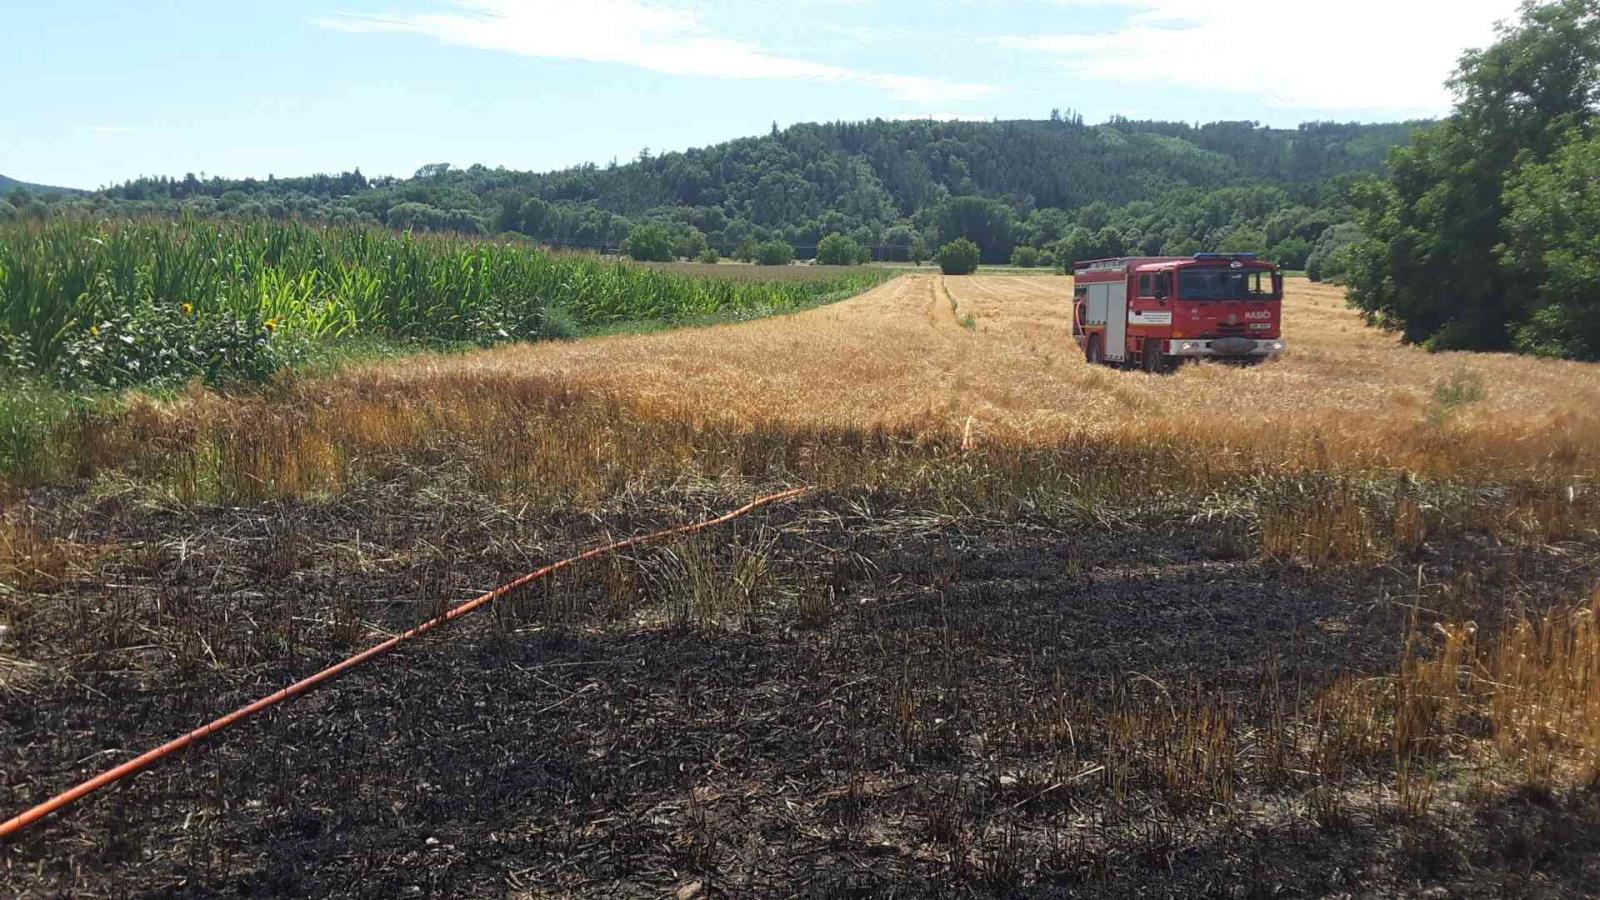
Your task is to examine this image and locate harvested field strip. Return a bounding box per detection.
[0,487,809,839]
[7,278,1596,504]
[337,275,1598,479]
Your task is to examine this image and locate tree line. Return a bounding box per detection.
[3,116,1417,278]
[1345,0,1600,360]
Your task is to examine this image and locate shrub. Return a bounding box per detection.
[624,223,676,262]
[1306,223,1364,283]
[697,248,721,265]
[1053,225,1125,271]
[386,201,483,234]
[882,225,917,262]
[755,240,794,266]
[816,233,862,266]
[1011,245,1040,268]
[675,227,708,260]
[1268,236,1312,270]
[936,238,980,275]
[53,304,297,390]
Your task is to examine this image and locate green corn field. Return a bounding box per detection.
[0,216,892,390]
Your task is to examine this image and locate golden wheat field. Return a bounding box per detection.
[5,274,1600,897]
[347,274,1600,477]
[17,274,1595,504]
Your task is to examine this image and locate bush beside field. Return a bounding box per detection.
[936,238,980,275]
[0,217,893,391]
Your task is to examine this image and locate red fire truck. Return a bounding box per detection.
[1072,253,1286,372]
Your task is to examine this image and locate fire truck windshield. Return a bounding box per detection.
[1179,268,1277,301]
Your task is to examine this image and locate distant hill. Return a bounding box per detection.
[63,116,1432,264]
[1,174,82,197]
[518,116,1426,215]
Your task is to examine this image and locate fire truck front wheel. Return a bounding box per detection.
[1142,342,1167,374]
[1085,334,1104,366]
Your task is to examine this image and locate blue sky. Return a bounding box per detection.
[3,0,1525,189]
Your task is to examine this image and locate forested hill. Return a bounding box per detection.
[18,116,1426,269]
[532,117,1422,215]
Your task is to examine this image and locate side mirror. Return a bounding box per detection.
[1153,280,1168,302]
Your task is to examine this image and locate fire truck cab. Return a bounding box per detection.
[1072,253,1286,372]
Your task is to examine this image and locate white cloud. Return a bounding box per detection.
[86,125,136,134]
[995,0,1524,112]
[315,0,993,104]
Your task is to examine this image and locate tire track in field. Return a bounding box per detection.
[924,275,978,423]
[937,274,1079,438]
[928,274,964,327]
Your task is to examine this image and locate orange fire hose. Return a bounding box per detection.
[0,486,811,840]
